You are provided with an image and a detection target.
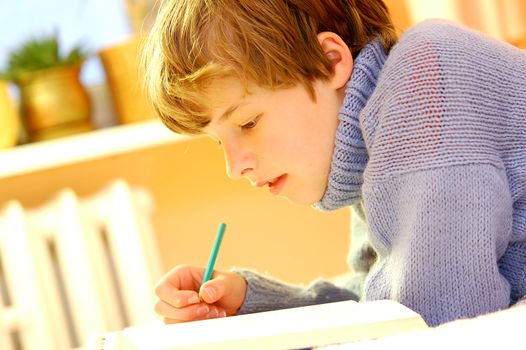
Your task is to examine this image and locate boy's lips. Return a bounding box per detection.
[256,174,288,195]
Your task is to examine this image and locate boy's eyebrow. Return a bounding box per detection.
[218,103,242,124]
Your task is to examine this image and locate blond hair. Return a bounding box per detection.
[142,0,397,134]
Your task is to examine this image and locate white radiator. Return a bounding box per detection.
[0,179,162,350]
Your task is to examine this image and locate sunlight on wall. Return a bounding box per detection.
[498,0,526,42]
[405,0,526,42]
[406,0,460,23]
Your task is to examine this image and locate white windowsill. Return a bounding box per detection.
[0,120,189,179]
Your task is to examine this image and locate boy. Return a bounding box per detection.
[142,0,526,327]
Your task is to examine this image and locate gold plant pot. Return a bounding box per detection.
[19,65,93,142]
[0,80,20,149]
[99,36,156,124]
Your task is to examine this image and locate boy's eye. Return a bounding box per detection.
[240,115,261,129]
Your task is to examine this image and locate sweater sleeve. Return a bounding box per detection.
[232,269,359,314]
[362,164,514,326]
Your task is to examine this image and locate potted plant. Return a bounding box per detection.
[1,35,93,142]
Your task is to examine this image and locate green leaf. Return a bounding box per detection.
[1,34,87,83]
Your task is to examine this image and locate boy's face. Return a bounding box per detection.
[205,78,343,206]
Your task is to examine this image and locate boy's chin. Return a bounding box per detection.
[280,194,319,207]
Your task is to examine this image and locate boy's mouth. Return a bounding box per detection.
[267,174,288,195]
[254,174,288,195]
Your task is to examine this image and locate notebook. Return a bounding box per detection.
[87,300,428,350]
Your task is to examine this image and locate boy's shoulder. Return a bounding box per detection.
[373,19,487,99]
[382,19,468,71]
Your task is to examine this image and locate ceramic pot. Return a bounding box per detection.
[18,65,92,141]
[99,37,156,124]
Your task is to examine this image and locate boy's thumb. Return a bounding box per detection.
[199,282,223,303]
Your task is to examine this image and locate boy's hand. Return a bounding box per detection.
[154,264,247,324]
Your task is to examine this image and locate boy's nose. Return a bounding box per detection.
[223,141,254,180]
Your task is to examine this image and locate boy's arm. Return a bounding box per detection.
[363,164,516,326]
[233,269,359,314]
[231,205,370,314]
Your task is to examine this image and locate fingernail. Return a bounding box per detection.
[219,310,226,318]
[196,304,209,316]
[188,295,199,304]
[207,308,219,319]
[203,287,216,301]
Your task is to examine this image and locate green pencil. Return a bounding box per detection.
[201,222,227,285]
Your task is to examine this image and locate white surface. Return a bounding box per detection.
[323,303,526,349]
[0,120,189,179]
[94,300,426,350]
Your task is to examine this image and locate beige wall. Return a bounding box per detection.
[1,136,350,285]
[394,0,526,45]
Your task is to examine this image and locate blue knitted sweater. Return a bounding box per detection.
[236,20,526,327]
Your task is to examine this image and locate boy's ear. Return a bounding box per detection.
[317,32,353,89]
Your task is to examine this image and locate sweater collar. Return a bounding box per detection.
[314,38,388,211]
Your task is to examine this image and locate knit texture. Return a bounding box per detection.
[237,20,526,327]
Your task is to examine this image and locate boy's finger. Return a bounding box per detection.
[156,284,200,307]
[205,305,227,319]
[155,300,210,322]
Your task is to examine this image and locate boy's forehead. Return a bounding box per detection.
[210,77,249,95]
[207,78,251,112]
